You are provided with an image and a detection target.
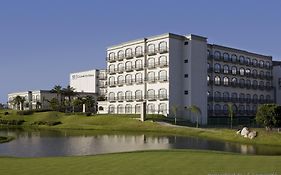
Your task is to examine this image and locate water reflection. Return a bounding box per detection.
[0,128,281,157]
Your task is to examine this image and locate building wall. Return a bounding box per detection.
[70,69,98,93]
[273,63,281,105]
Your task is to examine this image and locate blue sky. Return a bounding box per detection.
[1,0,281,103]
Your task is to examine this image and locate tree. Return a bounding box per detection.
[36,101,42,109]
[63,85,76,103]
[171,105,179,125]
[51,85,62,103]
[186,105,201,128]
[82,96,96,113]
[47,98,59,111]
[227,103,234,129]
[12,96,25,110]
[256,104,278,130]
[72,97,83,112]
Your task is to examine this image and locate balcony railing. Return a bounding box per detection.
[108,94,169,102]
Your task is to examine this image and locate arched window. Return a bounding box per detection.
[214,51,221,60]
[214,76,221,85]
[109,64,115,74]
[223,92,229,101]
[214,104,221,113]
[125,104,132,114]
[239,67,245,76]
[117,63,123,72]
[148,58,155,68]
[125,74,132,85]
[117,75,123,85]
[252,59,258,67]
[117,105,123,114]
[214,63,221,73]
[125,48,132,58]
[125,91,132,101]
[245,69,251,76]
[147,44,155,55]
[135,59,143,70]
[148,71,155,82]
[159,89,167,99]
[135,46,143,56]
[260,95,264,103]
[207,75,210,83]
[265,61,270,69]
[109,105,115,114]
[239,79,245,87]
[117,92,123,101]
[125,61,132,71]
[109,76,115,86]
[231,54,237,62]
[108,92,115,101]
[231,66,237,75]
[159,103,167,114]
[266,71,270,77]
[260,71,264,78]
[253,80,258,88]
[239,105,245,113]
[231,93,237,100]
[223,65,229,74]
[159,70,167,81]
[135,73,142,83]
[223,77,229,86]
[147,103,155,113]
[252,69,257,77]
[245,57,250,65]
[117,50,124,59]
[239,93,245,101]
[239,56,245,64]
[109,52,115,61]
[135,90,142,101]
[135,104,141,114]
[159,56,168,67]
[246,80,251,87]
[253,94,258,102]
[214,91,221,97]
[253,105,257,112]
[159,41,167,52]
[223,53,229,62]
[246,105,250,113]
[260,60,264,68]
[266,81,270,87]
[147,89,155,100]
[266,95,271,101]
[231,77,237,86]
[246,94,251,102]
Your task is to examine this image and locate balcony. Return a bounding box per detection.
[147,50,157,56]
[158,76,168,82]
[135,65,144,71]
[135,52,144,58]
[98,75,107,80]
[108,82,117,87]
[108,69,116,75]
[117,97,124,102]
[147,95,156,101]
[125,54,133,59]
[147,64,156,69]
[159,47,168,54]
[125,67,133,72]
[108,97,116,102]
[117,68,124,73]
[107,57,116,63]
[158,62,168,68]
[159,95,168,100]
[117,54,124,61]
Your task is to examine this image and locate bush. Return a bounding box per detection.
[17,110,34,115]
[0,119,25,125]
[31,121,62,126]
[256,104,280,129]
[85,112,92,116]
[4,112,9,115]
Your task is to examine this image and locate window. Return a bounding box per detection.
[231,66,237,75]
[148,58,155,68]
[159,56,167,67]
[266,95,271,101]
[135,46,143,56]
[117,63,123,72]
[260,95,264,102]
[231,54,237,62]
[214,104,221,112]
[159,103,167,114]
[109,52,115,61]
[117,75,123,85]
[265,61,270,69]
[214,91,221,98]
[252,59,258,67]
[214,76,221,85]
[159,70,167,81]
[245,57,250,65]
[239,93,245,101]
[125,61,132,71]
[231,93,237,100]
[135,90,142,101]
[135,59,143,70]
[147,104,155,113]
[117,50,124,59]
[109,105,115,114]
[239,56,245,64]
[125,91,132,101]
[245,69,251,76]
[239,68,245,76]
[184,74,188,78]
[159,42,167,52]
[207,75,210,83]
[135,104,141,113]
[214,63,221,73]
[239,105,245,113]
[184,59,188,63]
[231,77,237,86]
[147,44,155,55]
[223,104,228,114]
[246,94,251,102]
[108,92,115,101]
[223,92,229,101]
[125,48,132,58]
[117,105,123,114]
[223,53,229,62]
[125,74,132,85]
[252,70,257,77]
[135,73,142,83]
[117,92,123,101]
[147,89,155,100]
[239,79,245,87]
[246,80,251,87]
[223,65,229,74]
[125,104,132,114]
[253,94,258,102]
[260,71,264,78]
[184,41,189,45]
[214,51,221,60]
[147,72,155,82]
[253,80,258,88]
[159,89,167,99]
[109,77,115,86]
[184,91,188,95]
[223,77,229,86]
[253,105,257,112]
[260,60,264,68]
[109,64,115,74]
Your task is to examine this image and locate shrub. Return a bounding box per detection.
[0,119,25,125]
[31,121,62,126]
[85,112,92,116]
[17,110,34,115]
[256,104,280,130]
[4,112,9,115]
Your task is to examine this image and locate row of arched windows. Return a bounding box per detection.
[212,63,271,77]
[108,56,168,73]
[209,104,258,112]
[108,103,167,114]
[108,70,168,86]
[108,42,168,60]
[108,89,168,101]
[212,91,271,100]
[208,50,271,69]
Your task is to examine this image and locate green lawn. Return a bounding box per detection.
[1,110,281,146]
[0,150,280,175]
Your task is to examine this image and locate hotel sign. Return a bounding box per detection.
[72,74,95,80]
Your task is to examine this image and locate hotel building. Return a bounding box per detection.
[97,33,281,124]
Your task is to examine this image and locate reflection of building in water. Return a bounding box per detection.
[240,144,255,154]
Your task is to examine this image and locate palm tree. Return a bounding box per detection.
[186,105,201,128]
[227,103,234,129]
[63,85,76,103]
[51,85,62,103]
[36,101,42,109]
[171,105,179,125]
[12,96,25,110]
[72,97,83,112]
[82,95,95,113]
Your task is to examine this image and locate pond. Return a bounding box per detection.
[0,128,281,157]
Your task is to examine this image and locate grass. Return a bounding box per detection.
[0,150,280,175]
[1,110,281,146]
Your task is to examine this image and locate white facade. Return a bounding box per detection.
[273,61,281,105]
[70,69,99,93]
[8,90,57,110]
